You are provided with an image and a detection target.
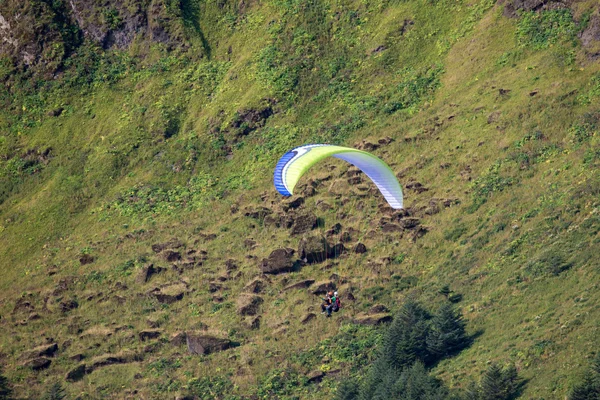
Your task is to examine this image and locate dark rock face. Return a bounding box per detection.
[354,243,367,254]
[246,316,261,330]
[148,284,186,304]
[60,299,79,313]
[23,357,51,370]
[260,248,297,274]
[369,304,390,314]
[0,0,191,75]
[580,15,600,59]
[300,313,317,324]
[244,207,273,220]
[306,370,325,383]
[290,212,318,235]
[139,329,162,341]
[136,263,163,284]
[229,102,275,138]
[66,364,87,382]
[284,279,315,291]
[79,254,95,265]
[170,331,187,346]
[244,278,266,294]
[311,281,336,295]
[298,235,345,264]
[22,343,58,360]
[152,239,184,253]
[237,294,263,316]
[282,196,305,211]
[163,250,182,262]
[186,333,235,355]
[353,313,393,325]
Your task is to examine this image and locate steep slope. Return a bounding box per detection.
[0,0,598,398]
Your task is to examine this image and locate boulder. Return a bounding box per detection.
[151,239,184,253]
[186,333,235,355]
[298,235,329,264]
[148,283,186,304]
[22,357,51,370]
[400,218,421,230]
[236,294,263,316]
[353,313,392,326]
[170,331,187,346]
[60,299,79,313]
[307,370,325,383]
[300,313,317,324]
[163,250,181,262]
[22,343,58,360]
[136,263,163,284]
[369,304,389,314]
[244,207,273,219]
[66,364,87,382]
[139,329,162,341]
[311,281,336,295]
[354,243,367,254]
[290,212,318,235]
[283,279,315,291]
[243,278,266,294]
[282,196,305,211]
[260,248,297,274]
[79,254,95,265]
[245,316,261,330]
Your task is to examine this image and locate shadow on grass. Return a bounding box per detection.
[181,0,211,58]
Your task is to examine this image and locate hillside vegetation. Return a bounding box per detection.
[0,0,599,398]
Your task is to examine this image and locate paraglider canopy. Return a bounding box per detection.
[274,144,403,209]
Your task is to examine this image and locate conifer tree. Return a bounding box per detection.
[336,379,360,400]
[478,363,520,400]
[0,367,11,400]
[569,353,600,400]
[426,303,468,359]
[382,299,431,369]
[41,382,66,400]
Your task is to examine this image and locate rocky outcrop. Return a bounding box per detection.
[186,333,236,355]
[260,248,297,274]
[22,357,52,370]
[300,313,317,324]
[306,370,325,383]
[284,279,315,291]
[311,281,336,295]
[243,277,267,294]
[237,294,263,316]
[136,263,164,284]
[298,235,346,264]
[0,0,192,75]
[148,283,187,304]
[22,343,58,360]
[139,329,162,341]
[353,313,393,325]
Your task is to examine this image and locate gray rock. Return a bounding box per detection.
[237,294,263,316]
[186,333,235,355]
[260,248,297,274]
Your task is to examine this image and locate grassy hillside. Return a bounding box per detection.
[0,0,598,398]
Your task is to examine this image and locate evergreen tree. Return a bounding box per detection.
[0,367,12,400]
[392,362,449,400]
[426,303,468,360]
[41,382,66,400]
[382,299,431,369]
[569,353,600,400]
[477,363,521,400]
[336,379,360,400]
